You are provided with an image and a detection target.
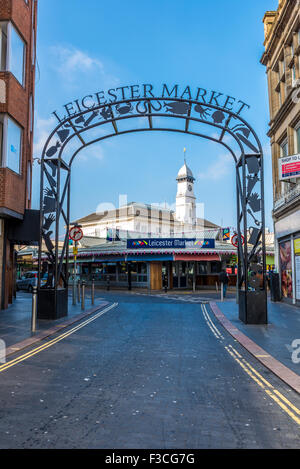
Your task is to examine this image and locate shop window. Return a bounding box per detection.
[211,262,221,274]
[279,241,293,298]
[0,22,26,86]
[197,262,207,274]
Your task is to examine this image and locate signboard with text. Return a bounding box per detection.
[279,154,300,180]
[127,238,215,249]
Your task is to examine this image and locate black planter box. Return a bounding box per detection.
[239,289,268,324]
[37,288,68,320]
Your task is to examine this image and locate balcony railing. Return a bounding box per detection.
[274,183,300,211]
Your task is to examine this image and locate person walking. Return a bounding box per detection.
[219,269,229,298]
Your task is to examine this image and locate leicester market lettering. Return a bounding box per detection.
[127,238,215,249]
[52,83,250,122]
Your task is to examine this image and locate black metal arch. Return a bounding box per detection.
[38,95,267,324]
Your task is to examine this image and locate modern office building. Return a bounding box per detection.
[261,0,300,304]
[0,0,37,308]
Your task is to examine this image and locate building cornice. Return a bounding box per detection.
[261,1,299,66]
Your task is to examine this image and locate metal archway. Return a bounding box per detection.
[38,91,267,324]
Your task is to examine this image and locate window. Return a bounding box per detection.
[0,23,8,70]
[295,125,300,154]
[0,115,22,174]
[0,22,26,86]
[6,117,22,173]
[10,24,25,85]
[292,65,297,86]
[280,139,288,157]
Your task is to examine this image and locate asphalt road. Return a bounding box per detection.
[0,292,299,449]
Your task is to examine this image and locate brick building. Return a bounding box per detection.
[261,0,300,304]
[0,0,37,308]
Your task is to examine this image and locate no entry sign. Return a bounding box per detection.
[231,233,244,247]
[69,226,83,242]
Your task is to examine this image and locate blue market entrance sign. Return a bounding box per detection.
[127,238,215,249]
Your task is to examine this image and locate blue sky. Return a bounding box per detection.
[32,0,278,230]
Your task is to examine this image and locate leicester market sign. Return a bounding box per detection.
[51,83,250,123]
[127,238,215,249]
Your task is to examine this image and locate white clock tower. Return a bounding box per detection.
[175,161,196,225]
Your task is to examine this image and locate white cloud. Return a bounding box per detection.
[198,153,233,181]
[50,46,119,88]
[33,116,57,157]
[76,143,105,163]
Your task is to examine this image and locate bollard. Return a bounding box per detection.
[106,276,110,291]
[31,285,38,333]
[91,276,95,305]
[72,276,76,305]
[77,280,81,303]
[221,282,224,302]
[81,281,85,310]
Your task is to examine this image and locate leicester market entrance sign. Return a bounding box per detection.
[51,83,251,124]
[38,82,267,325]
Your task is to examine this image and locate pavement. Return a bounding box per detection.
[0,290,108,354]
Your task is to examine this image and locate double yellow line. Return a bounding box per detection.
[0,303,118,374]
[201,304,300,426]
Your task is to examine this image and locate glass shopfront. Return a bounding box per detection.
[72,261,148,287]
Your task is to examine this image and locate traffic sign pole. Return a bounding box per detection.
[72,241,78,305]
[70,224,82,305]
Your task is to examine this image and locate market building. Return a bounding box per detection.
[0,0,38,308]
[261,0,300,304]
[60,162,274,291]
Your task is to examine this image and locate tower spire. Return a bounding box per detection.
[183,147,186,165]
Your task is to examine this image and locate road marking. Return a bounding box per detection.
[202,304,300,426]
[225,346,300,425]
[201,304,220,339]
[0,303,118,374]
[201,304,224,339]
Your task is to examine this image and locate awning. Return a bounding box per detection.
[126,255,173,262]
[174,254,220,261]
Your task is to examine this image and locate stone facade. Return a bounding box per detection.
[261,0,300,303]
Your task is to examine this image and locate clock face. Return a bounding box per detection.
[188,184,192,192]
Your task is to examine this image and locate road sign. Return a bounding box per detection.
[73,246,78,256]
[69,226,83,242]
[222,228,230,241]
[231,233,244,247]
